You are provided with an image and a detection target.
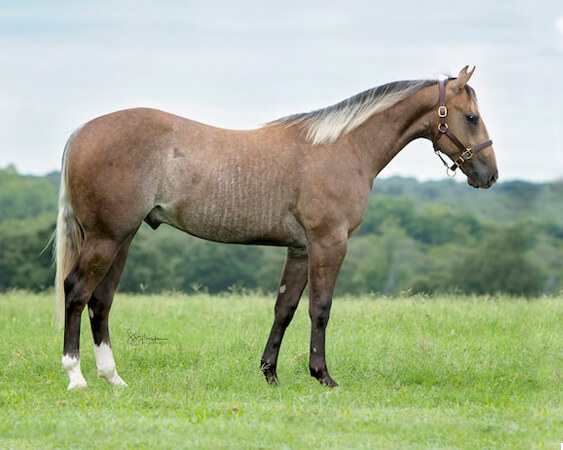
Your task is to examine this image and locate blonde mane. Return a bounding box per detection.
[269,79,436,145]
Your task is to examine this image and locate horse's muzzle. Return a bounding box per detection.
[468,169,498,189]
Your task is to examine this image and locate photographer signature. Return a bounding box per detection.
[126,329,168,346]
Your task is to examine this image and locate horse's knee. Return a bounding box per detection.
[309,298,332,328]
[274,302,298,328]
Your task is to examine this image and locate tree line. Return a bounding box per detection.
[1,165,562,296]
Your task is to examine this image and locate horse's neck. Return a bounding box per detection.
[346,86,436,179]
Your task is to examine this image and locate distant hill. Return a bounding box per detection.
[373,176,563,226]
[1,167,562,295]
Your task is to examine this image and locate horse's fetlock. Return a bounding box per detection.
[62,354,87,390]
[309,365,325,379]
[260,359,274,373]
[261,359,279,385]
[62,354,79,371]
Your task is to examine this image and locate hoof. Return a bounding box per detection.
[110,374,128,387]
[265,374,280,387]
[67,379,87,391]
[310,367,339,388]
[99,370,128,387]
[319,376,339,388]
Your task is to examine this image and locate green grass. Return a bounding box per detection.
[1,292,561,449]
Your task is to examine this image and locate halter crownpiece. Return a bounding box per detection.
[432,79,493,177]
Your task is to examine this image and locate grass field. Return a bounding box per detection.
[1,292,561,449]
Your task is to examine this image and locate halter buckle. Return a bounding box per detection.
[438,106,448,118]
[461,148,474,161]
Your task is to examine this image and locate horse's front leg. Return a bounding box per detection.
[261,246,308,385]
[307,231,347,388]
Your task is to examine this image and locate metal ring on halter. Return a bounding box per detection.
[446,166,457,178]
[437,122,448,132]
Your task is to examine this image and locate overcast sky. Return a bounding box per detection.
[1,1,562,182]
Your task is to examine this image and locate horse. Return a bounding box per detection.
[54,66,497,390]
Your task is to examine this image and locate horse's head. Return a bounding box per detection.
[432,66,498,189]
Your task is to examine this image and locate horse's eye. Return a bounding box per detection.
[465,114,479,125]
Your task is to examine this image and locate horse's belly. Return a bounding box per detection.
[158,200,306,247]
[155,151,306,246]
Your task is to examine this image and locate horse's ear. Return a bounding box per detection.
[449,65,475,93]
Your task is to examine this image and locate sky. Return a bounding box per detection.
[0,0,562,182]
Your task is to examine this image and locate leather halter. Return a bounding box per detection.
[432,79,493,176]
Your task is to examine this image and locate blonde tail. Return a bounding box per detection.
[54,128,84,327]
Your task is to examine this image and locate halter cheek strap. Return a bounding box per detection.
[432,79,493,175]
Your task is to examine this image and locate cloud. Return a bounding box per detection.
[1,1,562,181]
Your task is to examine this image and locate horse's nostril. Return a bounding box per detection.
[489,171,498,185]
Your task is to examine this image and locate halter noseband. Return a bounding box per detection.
[432,79,493,177]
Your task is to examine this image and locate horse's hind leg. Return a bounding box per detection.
[261,247,308,385]
[62,237,121,390]
[88,235,134,387]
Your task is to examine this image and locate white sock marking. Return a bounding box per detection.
[94,343,127,387]
[62,354,87,390]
